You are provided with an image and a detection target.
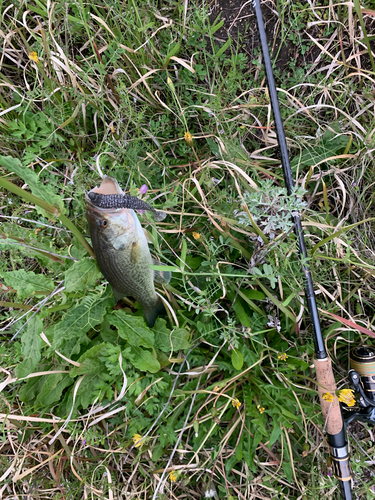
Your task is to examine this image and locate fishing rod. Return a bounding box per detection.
[251,2,375,498]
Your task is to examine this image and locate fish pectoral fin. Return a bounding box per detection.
[131,240,142,264]
[152,259,172,284]
[113,287,125,304]
[143,228,153,244]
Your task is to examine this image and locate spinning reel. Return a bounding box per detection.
[345,346,375,424]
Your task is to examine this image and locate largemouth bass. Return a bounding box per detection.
[86,176,170,327]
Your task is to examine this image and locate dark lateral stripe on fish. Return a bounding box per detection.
[87,192,166,221]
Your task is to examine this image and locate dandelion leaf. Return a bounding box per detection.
[16,315,43,379]
[65,257,102,292]
[1,269,54,299]
[107,310,155,348]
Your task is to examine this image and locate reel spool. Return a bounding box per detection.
[350,346,375,401]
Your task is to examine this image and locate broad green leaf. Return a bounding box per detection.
[19,374,45,403]
[35,373,73,407]
[240,289,265,300]
[107,310,154,348]
[16,315,43,379]
[227,290,251,327]
[70,344,106,377]
[269,424,282,446]
[281,407,299,420]
[126,346,160,373]
[235,433,243,461]
[2,269,54,299]
[231,348,244,371]
[51,292,114,356]
[78,374,102,409]
[65,257,102,292]
[0,155,66,215]
[75,358,105,376]
[152,443,165,462]
[238,290,265,316]
[77,343,106,363]
[154,318,191,352]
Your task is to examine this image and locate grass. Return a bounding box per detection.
[0,0,375,498]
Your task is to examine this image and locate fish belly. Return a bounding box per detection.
[95,242,158,309]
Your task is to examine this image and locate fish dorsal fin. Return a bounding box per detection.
[152,259,171,284]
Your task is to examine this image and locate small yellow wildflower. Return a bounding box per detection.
[257,404,265,414]
[110,124,115,133]
[184,131,193,145]
[132,433,143,448]
[29,51,40,63]
[322,392,335,403]
[169,470,177,482]
[278,353,288,361]
[338,389,356,407]
[192,232,202,241]
[232,398,241,409]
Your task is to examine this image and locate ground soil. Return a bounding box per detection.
[208,0,324,83]
[208,0,375,79]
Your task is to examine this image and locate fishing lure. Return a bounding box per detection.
[87,191,166,221]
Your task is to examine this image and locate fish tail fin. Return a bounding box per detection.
[143,297,165,328]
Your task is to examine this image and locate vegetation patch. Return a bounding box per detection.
[0,1,375,498]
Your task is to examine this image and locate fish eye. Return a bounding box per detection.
[101,220,108,228]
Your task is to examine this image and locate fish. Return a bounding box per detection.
[85,176,171,327]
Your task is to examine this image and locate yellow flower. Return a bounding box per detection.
[278,353,288,361]
[338,389,356,407]
[257,404,265,414]
[322,392,335,403]
[132,434,143,448]
[29,51,40,63]
[232,398,241,409]
[192,232,202,241]
[169,470,177,482]
[184,131,193,145]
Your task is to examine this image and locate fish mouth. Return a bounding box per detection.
[86,176,124,211]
